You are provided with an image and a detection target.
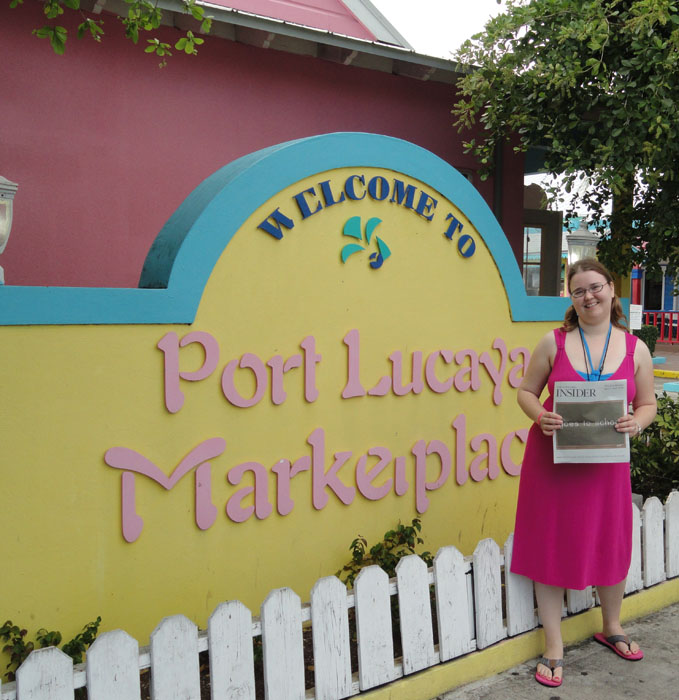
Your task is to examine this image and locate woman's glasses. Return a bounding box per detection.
[571,282,606,298]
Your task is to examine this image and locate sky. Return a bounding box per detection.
[369,0,504,59]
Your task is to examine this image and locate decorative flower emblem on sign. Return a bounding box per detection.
[340,216,391,270]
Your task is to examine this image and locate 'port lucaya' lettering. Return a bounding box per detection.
[157,329,530,412]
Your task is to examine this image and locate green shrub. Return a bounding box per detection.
[633,324,660,356]
[631,392,679,500]
[336,518,433,588]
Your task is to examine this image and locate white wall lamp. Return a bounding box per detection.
[0,176,19,285]
[566,218,599,266]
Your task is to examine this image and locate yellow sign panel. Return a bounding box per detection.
[0,135,566,646]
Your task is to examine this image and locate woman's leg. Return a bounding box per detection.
[597,580,640,654]
[534,582,565,681]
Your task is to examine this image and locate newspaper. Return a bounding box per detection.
[552,380,629,463]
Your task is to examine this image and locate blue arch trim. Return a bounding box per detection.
[0,133,570,325]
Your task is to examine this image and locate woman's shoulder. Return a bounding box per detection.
[533,328,560,355]
[612,327,638,350]
[550,326,574,344]
[631,333,652,361]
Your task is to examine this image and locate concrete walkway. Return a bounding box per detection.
[434,602,679,699]
[654,342,679,394]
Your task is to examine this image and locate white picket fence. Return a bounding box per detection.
[2,493,678,700]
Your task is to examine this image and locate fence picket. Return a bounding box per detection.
[87,630,141,700]
[666,492,679,578]
[310,577,352,700]
[354,566,397,689]
[395,555,437,674]
[433,546,472,661]
[566,586,593,615]
[208,601,256,700]
[261,588,305,700]
[504,534,536,635]
[625,504,643,594]
[149,615,200,700]
[473,539,504,649]
[15,647,74,700]
[642,497,666,587]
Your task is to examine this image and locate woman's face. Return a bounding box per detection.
[569,270,614,323]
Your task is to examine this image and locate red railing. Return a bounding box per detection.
[643,311,679,344]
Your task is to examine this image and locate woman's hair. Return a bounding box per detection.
[562,258,628,331]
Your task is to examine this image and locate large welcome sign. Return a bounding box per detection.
[0,134,568,644]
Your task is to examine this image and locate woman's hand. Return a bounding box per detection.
[615,414,642,436]
[538,411,563,437]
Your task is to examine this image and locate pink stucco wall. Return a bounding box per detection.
[1,5,523,288]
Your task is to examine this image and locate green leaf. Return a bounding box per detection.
[32,25,68,54]
[77,19,104,41]
[43,1,64,19]
[189,4,203,20]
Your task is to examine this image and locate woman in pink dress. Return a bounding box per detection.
[511,259,657,687]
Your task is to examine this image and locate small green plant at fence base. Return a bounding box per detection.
[631,391,679,501]
[336,518,434,588]
[0,622,33,682]
[1,617,101,681]
[61,616,102,664]
[36,628,62,649]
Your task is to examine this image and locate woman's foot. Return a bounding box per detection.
[535,657,563,687]
[602,624,641,655]
[594,631,644,660]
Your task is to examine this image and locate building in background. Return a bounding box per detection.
[1,0,532,288]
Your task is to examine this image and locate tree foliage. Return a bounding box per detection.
[453,0,679,281]
[10,0,212,62]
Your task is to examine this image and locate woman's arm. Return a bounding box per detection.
[616,338,657,435]
[517,331,563,436]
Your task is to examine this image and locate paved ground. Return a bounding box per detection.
[433,602,679,699]
[654,342,679,394]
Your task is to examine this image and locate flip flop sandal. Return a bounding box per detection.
[535,657,563,687]
[593,633,644,660]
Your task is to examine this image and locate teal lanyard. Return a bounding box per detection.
[579,323,612,381]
